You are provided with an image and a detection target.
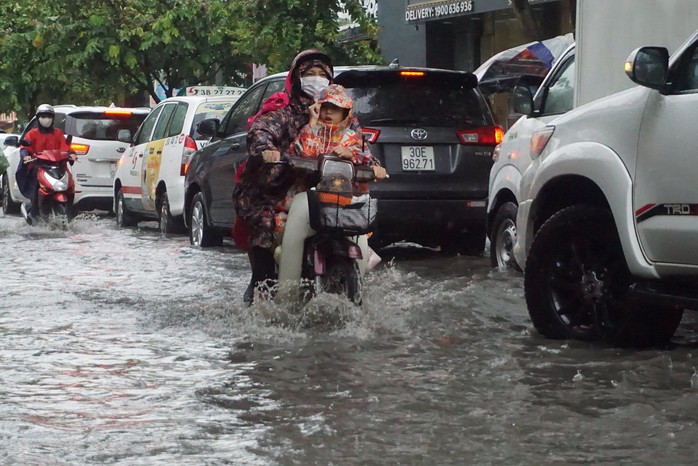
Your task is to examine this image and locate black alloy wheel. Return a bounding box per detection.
[524,204,683,348]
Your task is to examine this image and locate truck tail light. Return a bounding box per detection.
[180,136,197,176]
[456,126,504,146]
[530,126,555,159]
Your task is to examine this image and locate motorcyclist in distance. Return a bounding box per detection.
[17,104,77,224]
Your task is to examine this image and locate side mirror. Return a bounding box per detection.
[19,138,31,147]
[117,129,133,143]
[197,118,220,138]
[625,46,669,90]
[3,136,19,147]
[513,85,534,115]
[66,134,73,145]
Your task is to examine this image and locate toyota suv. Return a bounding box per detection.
[184,66,502,254]
[2,105,149,213]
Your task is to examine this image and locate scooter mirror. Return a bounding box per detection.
[19,138,31,147]
[65,134,73,145]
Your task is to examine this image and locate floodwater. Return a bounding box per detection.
[2,212,698,465]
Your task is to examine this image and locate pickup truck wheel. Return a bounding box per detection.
[489,202,521,271]
[2,175,20,214]
[115,188,137,228]
[189,192,223,247]
[524,204,682,348]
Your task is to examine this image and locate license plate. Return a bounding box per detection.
[401,146,435,171]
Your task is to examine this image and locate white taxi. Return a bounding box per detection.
[113,94,241,234]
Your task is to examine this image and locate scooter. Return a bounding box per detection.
[21,147,75,226]
[275,155,378,305]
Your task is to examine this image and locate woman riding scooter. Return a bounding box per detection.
[233,49,386,305]
[17,104,76,224]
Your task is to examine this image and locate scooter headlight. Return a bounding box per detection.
[54,181,68,192]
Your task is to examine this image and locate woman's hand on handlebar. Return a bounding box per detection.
[22,155,33,164]
[372,165,388,180]
[262,150,281,163]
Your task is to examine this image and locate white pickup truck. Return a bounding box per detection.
[487,0,698,270]
[514,29,698,347]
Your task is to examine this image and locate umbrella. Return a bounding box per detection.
[475,33,574,93]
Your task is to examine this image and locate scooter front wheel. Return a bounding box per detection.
[317,257,363,305]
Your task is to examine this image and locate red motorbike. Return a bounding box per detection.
[22,149,76,225]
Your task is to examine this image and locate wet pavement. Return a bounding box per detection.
[1,211,698,465]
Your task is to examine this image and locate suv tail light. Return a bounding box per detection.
[530,126,555,159]
[71,143,90,155]
[456,126,504,146]
[180,136,197,176]
[362,128,380,144]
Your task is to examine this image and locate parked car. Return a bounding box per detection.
[514,30,698,347]
[2,106,149,214]
[112,95,240,234]
[184,66,502,253]
[486,43,576,270]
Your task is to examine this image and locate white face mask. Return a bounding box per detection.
[39,117,53,128]
[300,76,330,98]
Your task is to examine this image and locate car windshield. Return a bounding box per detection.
[191,101,236,139]
[69,112,147,141]
[338,72,490,128]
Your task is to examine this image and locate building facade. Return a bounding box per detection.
[377,0,574,72]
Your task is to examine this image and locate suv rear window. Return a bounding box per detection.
[68,112,147,141]
[336,70,490,128]
[191,101,235,139]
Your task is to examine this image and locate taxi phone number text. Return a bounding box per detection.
[190,89,244,96]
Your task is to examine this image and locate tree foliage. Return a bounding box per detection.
[0,0,381,121]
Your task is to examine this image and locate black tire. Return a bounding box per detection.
[188,192,223,247]
[2,175,20,214]
[441,229,486,257]
[489,202,522,271]
[115,188,137,228]
[319,257,363,305]
[158,192,185,236]
[52,203,69,228]
[524,204,683,348]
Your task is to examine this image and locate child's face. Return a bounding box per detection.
[319,103,346,124]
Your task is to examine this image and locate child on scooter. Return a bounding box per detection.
[274,84,385,240]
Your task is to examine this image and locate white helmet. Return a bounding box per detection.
[35,104,55,117]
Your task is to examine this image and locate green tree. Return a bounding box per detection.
[0,0,382,118]
[232,0,383,73]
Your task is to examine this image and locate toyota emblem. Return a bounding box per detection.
[411,128,428,140]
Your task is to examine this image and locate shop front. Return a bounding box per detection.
[376,0,573,128]
[378,0,572,71]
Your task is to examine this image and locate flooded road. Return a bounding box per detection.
[2,212,698,465]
